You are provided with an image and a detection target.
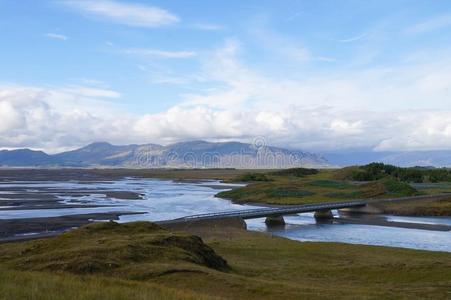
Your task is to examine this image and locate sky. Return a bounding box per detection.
[1,0,451,153]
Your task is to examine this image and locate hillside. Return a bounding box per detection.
[1,221,450,299]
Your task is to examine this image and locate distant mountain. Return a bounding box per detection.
[324,150,451,167]
[0,149,54,166]
[0,141,329,168]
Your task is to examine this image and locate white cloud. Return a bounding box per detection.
[0,100,23,133]
[336,33,368,43]
[61,85,121,98]
[2,82,451,153]
[3,39,451,153]
[45,33,68,40]
[191,23,225,31]
[62,0,179,27]
[405,14,451,35]
[124,48,196,59]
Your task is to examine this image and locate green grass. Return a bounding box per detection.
[308,179,353,189]
[266,187,315,198]
[228,172,272,182]
[377,197,451,216]
[1,222,450,299]
[270,167,319,177]
[382,178,418,196]
[217,170,419,205]
[0,222,228,276]
[0,268,211,300]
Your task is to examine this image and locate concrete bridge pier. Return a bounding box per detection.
[314,210,334,220]
[265,215,286,226]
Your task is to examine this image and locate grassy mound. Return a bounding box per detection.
[0,222,229,278]
[332,166,361,180]
[360,178,418,198]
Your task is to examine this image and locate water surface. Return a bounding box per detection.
[0,178,450,252]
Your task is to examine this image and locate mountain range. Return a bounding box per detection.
[0,141,329,168]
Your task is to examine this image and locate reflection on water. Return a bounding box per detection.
[0,179,255,221]
[0,178,450,252]
[246,215,451,253]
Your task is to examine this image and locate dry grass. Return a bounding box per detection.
[0,268,215,300]
[1,222,450,299]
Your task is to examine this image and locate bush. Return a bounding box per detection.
[382,178,418,196]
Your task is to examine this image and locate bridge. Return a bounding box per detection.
[157,193,451,227]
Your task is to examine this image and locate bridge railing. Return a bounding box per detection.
[160,193,451,223]
[179,200,368,221]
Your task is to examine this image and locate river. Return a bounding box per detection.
[0,178,450,252]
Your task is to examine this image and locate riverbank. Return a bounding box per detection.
[215,170,451,216]
[374,196,451,216]
[1,221,450,299]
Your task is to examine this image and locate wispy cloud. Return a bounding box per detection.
[45,33,68,41]
[405,14,451,35]
[337,33,368,43]
[124,48,197,59]
[191,23,225,31]
[62,0,179,27]
[61,85,121,98]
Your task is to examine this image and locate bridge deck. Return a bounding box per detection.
[157,200,367,225]
[157,193,451,225]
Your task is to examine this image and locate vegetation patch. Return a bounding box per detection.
[308,180,352,189]
[229,172,271,182]
[382,178,419,196]
[326,191,362,199]
[378,197,451,216]
[0,222,229,277]
[358,179,418,198]
[216,168,449,213]
[266,188,315,198]
[270,168,318,177]
[1,221,451,299]
[348,162,451,183]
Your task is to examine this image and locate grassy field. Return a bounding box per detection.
[212,168,451,215]
[0,269,212,300]
[0,222,450,299]
[376,197,451,216]
[218,169,419,205]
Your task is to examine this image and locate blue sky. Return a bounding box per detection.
[1,0,451,152]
